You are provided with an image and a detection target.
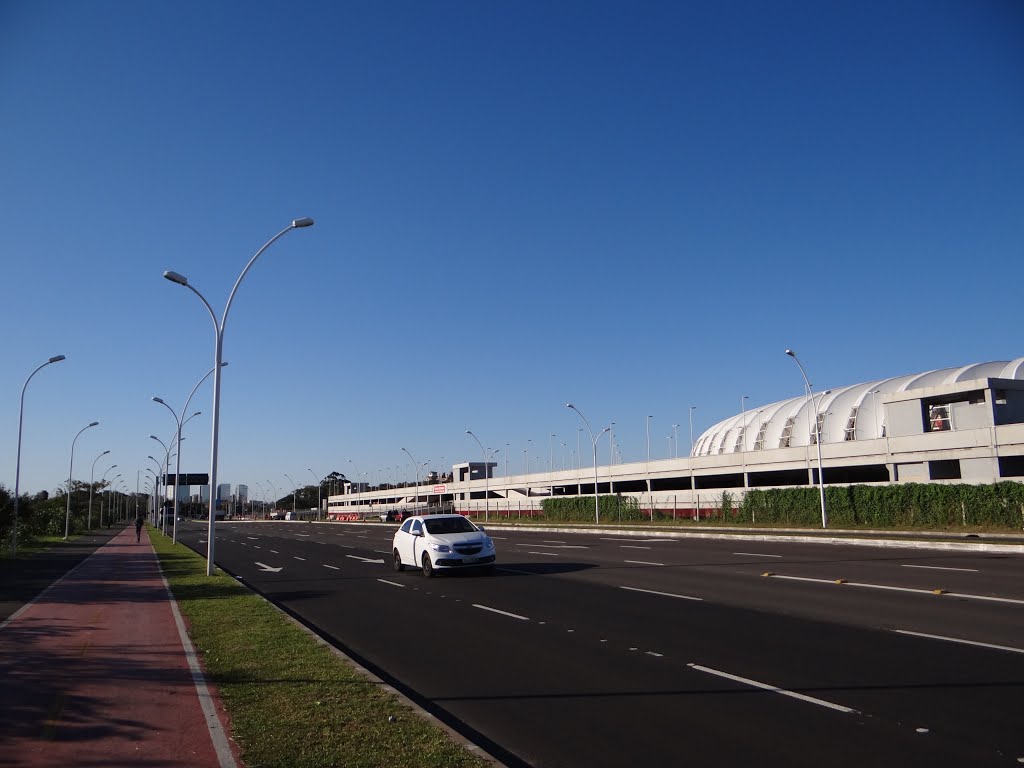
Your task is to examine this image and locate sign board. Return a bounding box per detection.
[162,473,209,485]
[433,484,447,494]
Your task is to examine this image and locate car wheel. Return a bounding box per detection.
[421,552,434,578]
[393,549,404,572]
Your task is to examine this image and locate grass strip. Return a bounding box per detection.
[149,531,492,768]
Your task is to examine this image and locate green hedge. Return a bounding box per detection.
[740,482,1024,529]
[541,495,645,523]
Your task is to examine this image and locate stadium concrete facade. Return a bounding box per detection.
[327,358,1024,517]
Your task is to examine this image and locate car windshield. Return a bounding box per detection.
[424,517,477,535]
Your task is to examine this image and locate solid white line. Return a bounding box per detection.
[621,545,651,550]
[734,552,783,558]
[473,604,530,621]
[620,586,702,601]
[687,663,857,714]
[378,579,406,588]
[893,629,1024,655]
[624,560,664,566]
[323,564,340,570]
[767,573,1024,605]
[294,556,306,561]
[527,551,561,557]
[902,564,978,573]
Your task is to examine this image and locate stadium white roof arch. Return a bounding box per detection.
[692,358,1024,457]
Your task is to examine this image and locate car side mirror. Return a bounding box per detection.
[477,525,485,531]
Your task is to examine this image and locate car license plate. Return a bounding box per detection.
[461,556,479,564]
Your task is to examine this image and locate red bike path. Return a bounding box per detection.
[0,526,240,767]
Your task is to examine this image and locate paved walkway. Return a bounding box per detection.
[0,526,239,768]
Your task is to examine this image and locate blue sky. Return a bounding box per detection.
[2,0,1023,498]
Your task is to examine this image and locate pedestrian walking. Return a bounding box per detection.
[135,515,143,543]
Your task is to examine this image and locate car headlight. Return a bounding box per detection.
[429,543,451,553]
[482,537,494,549]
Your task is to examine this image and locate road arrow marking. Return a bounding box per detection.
[346,554,385,564]
[255,562,283,573]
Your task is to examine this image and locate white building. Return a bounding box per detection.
[326,358,1024,517]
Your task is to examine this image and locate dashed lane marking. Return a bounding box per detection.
[688,663,857,714]
[473,604,530,622]
[893,629,1024,654]
[620,585,702,601]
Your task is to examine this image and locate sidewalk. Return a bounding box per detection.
[0,526,239,768]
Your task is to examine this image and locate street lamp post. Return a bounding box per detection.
[466,431,498,523]
[348,459,363,516]
[11,354,65,554]
[150,435,173,534]
[163,216,314,576]
[153,362,223,543]
[98,464,118,527]
[786,349,827,528]
[284,473,298,519]
[88,450,110,531]
[401,448,422,506]
[64,421,99,539]
[566,404,609,525]
[308,468,322,520]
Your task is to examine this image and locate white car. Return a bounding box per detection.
[392,514,496,576]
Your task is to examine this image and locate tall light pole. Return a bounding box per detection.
[88,449,110,531]
[466,430,497,522]
[150,435,173,534]
[308,468,322,520]
[348,459,363,514]
[284,473,298,519]
[98,464,118,527]
[11,354,65,554]
[64,421,99,540]
[566,404,609,525]
[153,362,223,543]
[163,216,314,576]
[645,415,653,495]
[786,349,827,528]
[672,424,679,459]
[401,448,422,505]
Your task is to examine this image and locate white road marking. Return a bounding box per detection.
[620,586,702,601]
[600,538,663,543]
[902,564,978,573]
[247,537,258,540]
[527,551,561,557]
[294,556,306,561]
[621,545,651,550]
[764,573,1024,605]
[735,552,783,558]
[688,663,857,713]
[340,545,355,549]
[253,545,261,549]
[894,629,1024,654]
[378,579,406,588]
[624,560,664,566]
[543,539,566,544]
[515,543,587,549]
[473,604,530,621]
[646,651,664,658]
[254,562,283,573]
[323,564,340,570]
[346,554,385,564]
[297,534,310,537]
[269,550,278,554]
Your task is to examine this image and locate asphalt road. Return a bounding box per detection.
[174,521,1024,767]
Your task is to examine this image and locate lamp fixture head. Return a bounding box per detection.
[152,396,164,404]
[49,355,66,363]
[785,349,796,357]
[292,217,314,228]
[163,270,188,286]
